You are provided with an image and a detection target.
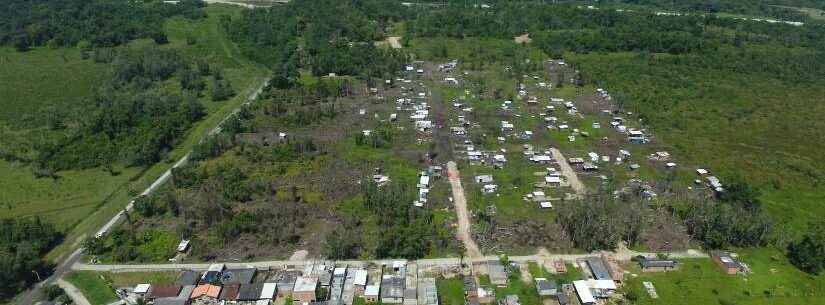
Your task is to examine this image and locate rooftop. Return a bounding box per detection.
[295,276,319,293]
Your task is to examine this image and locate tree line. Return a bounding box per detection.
[0,0,204,51]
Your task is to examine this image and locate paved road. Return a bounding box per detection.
[57,279,92,305]
[447,161,483,259]
[549,148,586,195]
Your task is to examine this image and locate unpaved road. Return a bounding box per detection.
[447,161,482,259]
[57,279,92,305]
[74,249,708,273]
[550,148,586,195]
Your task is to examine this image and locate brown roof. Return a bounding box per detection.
[191,284,222,299]
[220,284,240,301]
[149,285,182,299]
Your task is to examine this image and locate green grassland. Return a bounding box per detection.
[622,249,825,305]
[0,47,108,128]
[64,271,118,305]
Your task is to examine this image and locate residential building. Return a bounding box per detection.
[294,276,319,304]
[712,251,742,275]
[585,257,612,281]
[639,258,679,272]
[572,281,594,305]
[147,285,182,301]
[190,284,222,301]
[534,278,557,296]
[380,275,405,304]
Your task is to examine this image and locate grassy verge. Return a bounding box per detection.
[64,271,118,305]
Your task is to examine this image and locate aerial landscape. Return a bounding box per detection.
[1,0,825,305]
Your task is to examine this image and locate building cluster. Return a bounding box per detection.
[129,261,443,305]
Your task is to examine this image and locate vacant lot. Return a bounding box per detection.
[622,249,825,305]
[64,271,118,305]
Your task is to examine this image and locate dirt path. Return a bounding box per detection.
[57,279,92,305]
[447,161,482,259]
[549,148,586,195]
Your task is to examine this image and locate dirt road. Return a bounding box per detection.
[549,148,586,195]
[447,161,482,259]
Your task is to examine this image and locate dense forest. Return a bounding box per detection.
[32,46,231,172]
[226,0,407,81]
[0,0,204,51]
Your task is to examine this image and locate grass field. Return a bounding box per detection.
[63,271,118,305]
[622,248,825,305]
[0,47,108,128]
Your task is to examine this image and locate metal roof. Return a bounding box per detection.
[585,257,612,281]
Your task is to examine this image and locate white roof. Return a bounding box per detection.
[177,239,190,252]
[261,283,277,299]
[334,267,347,276]
[545,176,562,183]
[352,269,368,286]
[134,284,151,294]
[696,168,708,175]
[539,202,553,208]
[587,279,617,290]
[294,276,318,293]
[573,281,595,304]
[419,175,430,186]
[532,155,552,162]
[365,285,380,296]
